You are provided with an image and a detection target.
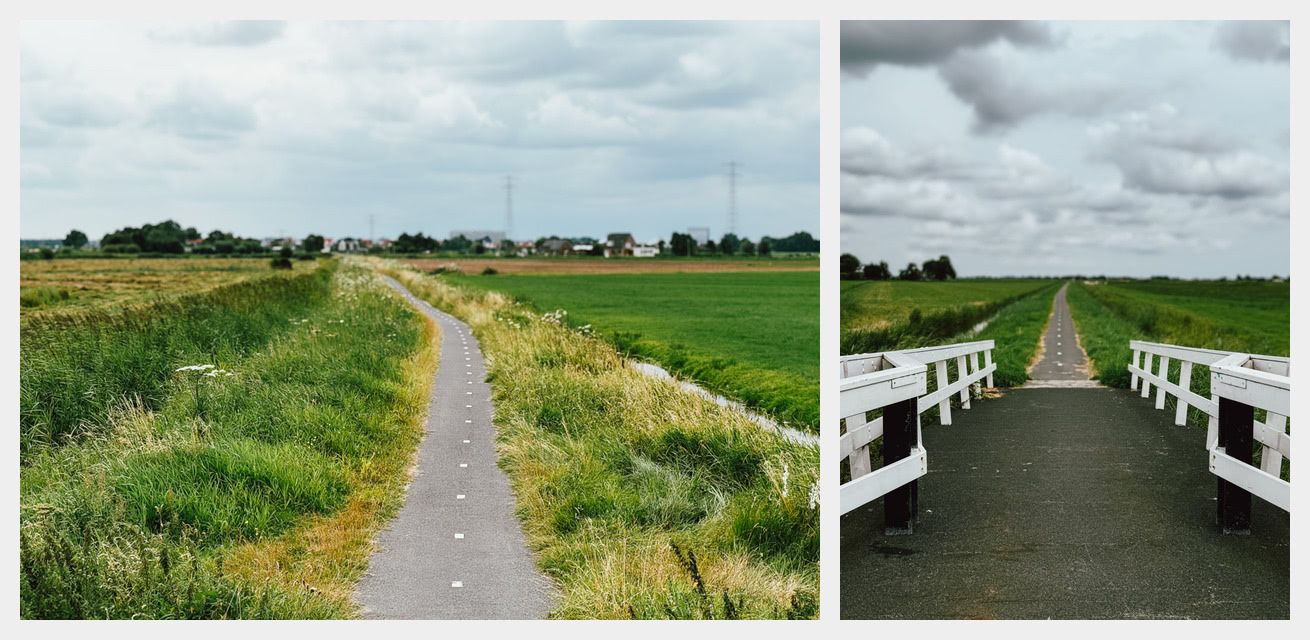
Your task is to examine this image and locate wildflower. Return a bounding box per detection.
[175,364,216,372]
[781,464,790,498]
[807,481,819,510]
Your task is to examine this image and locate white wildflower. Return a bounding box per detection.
[781,464,790,498]
[175,364,216,372]
[807,481,819,510]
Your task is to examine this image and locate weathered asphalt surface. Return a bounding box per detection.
[356,276,555,619]
[1025,283,1098,386]
[841,284,1289,619]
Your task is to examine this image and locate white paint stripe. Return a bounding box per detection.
[463,439,470,443]
[456,494,465,499]
[454,533,464,539]
[452,581,463,588]
[459,463,468,468]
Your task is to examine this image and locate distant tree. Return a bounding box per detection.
[302,234,325,253]
[39,247,55,260]
[669,232,694,257]
[184,227,201,241]
[271,245,293,269]
[922,255,957,281]
[757,238,771,256]
[899,262,923,281]
[863,261,891,280]
[739,238,755,256]
[839,253,862,278]
[705,240,718,254]
[657,239,667,254]
[762,231,819,253]
[719,233,740,256]
[445,235,472,253]
[63,229,88,249]
[500,239,515,253]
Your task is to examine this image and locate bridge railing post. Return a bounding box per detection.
[883,395,919,535]
[1140,352,1154,398]
[1216,395,1254,534]
[1174,361,1193,426]
[1130,348,1140,390]
[934,360,952,425]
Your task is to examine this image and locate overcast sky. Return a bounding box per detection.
[841,21,1289,278]
[21,21,817,243]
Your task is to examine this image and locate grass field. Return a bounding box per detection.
[404,257,818,275]
[20,261,437,618]
[377,261,818,619]
[447,270,818,431]
[1067,279,1289,390]
[840,279,1056,364]
[20,257,322,315]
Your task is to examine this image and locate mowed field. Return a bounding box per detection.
[404,257,818,275]
[841,279,1052,334]
[20,257,322,314]
[448,269,818,430]
[1068,279,1289,390]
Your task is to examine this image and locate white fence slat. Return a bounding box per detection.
[956,355,971,409]
[969,352,981,396]
[919,363,994,413]
[1174,361,1193,426]
[1254,414,1290,462]
[839,448,927,516]
[1155,355,1171,410]
[1141,352,1154,398]
[839,415,883,460]
[935,360,952,426]
[984,349,995,387]
[1211,447,1290,512]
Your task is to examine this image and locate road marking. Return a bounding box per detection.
[459,463,468,468]
[465,419,472,423]
[454,533,465,539]
[452,581,463,588]
[466,404,472,408]
[466,391,473,395]
[457,494,465,499]
[463,439,470,443]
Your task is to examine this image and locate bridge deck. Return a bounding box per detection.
[840,387,1290,618]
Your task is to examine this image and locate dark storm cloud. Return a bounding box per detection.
[840,20,1054,75]
[1213,21,1289,63]
[938,52,1124,132]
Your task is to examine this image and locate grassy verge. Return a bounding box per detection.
[375,260,818,619]
[840,282,1057,356]
[449,271,817,432]
[20,263,437,618]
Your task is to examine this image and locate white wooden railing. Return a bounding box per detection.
[1128,341,1290,515]
[840,340,997,521]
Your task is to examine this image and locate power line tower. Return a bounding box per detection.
[725,161,739,236]
[504,175,514,242]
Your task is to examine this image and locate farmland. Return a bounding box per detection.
[377,262,818,619]
[403,256,818,275]
[448,269,819,431]
[20,260,437,618]
[1067,279,1289,390]
[840,279,1058,383]
[20,257,322,315]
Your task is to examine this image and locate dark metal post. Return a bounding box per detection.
[883,396,919,535]
[1217,396,1254,534]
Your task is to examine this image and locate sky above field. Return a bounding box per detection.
[21,21,817,244]
[841,21,1289,278]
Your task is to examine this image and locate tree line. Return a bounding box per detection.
[841,253,957,281]
[51,221,819,258]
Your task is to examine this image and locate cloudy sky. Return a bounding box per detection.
[21,21,817,244]
[841,21,1289,278]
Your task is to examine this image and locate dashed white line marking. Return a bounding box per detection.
[452,582,463,588]
[466,404,473,408]
[454,533,465,539]
[463,439,470,443]
[465,419,472,423]
[466,391,473,395]
[456,494,465,500]
[459,463,468,468]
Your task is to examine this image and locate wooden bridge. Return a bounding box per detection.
[839,285,1290,619]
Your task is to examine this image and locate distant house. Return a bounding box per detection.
[541,238,573,256]
[633,244,659,258]
[687,226,710,246]
[605,233,636,258]
[333,238,361,252]
[573,243,595,254]
[450,230,506,251]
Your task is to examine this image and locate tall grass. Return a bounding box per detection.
[20,267,334,459]
[21,264,437,618]
[376,260,818,620]
[970,283,1059,387]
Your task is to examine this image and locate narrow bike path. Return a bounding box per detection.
[1024,283,1099,387]
[356,276,554,619]
[842,283,1287,618]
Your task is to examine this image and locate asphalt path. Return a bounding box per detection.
[356,276,555,619]
[1025,283,1100,388]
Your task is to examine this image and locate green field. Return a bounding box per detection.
[1068,279,1289,390]
[21,261,437,618]
[382,263,817,619]
[448,271,818,431]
